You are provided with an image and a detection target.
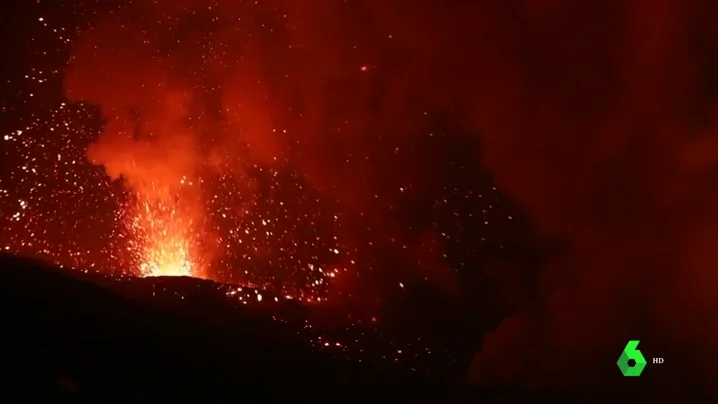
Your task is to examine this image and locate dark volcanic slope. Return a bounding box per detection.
[7,254,629,402]
[1,254,461,401]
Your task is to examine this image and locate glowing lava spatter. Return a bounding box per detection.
[126,185,205,278]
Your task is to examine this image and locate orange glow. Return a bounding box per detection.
[126,182,205,279]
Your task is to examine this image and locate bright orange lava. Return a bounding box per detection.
[129,194,202,278]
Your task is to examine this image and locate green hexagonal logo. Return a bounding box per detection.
[617,340,647,376]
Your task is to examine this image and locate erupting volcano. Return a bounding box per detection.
[9,0,718,392]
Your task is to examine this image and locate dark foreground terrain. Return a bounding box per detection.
[0,254,501,401]
[0,254,695,402]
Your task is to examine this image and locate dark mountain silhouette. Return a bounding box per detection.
[0,253,614,402]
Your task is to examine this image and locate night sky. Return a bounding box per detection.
[2,0,718,389]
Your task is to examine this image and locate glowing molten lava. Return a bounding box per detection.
[127,190,204,278]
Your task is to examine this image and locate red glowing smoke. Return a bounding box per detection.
[460,0,718,388]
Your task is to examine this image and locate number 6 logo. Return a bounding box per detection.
[617,340,647,376]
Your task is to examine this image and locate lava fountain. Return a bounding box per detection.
[125,179,206,279]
